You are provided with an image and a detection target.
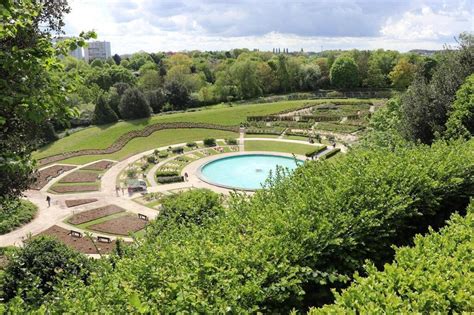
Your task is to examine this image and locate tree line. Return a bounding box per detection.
[64,44,438,125]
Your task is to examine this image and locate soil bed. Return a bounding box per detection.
[89,215,147,235]
[68,205,126,225]
[59,171,98,183]
[81,160,114,171]
[30,165,76,190]
[65,198,98,208]
[50,185,99,193]
[38,225,123,254]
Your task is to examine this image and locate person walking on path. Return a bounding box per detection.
[121,186,125,196]
[46,196,51,207]
[115,185,120,196]
[184,172,189,182]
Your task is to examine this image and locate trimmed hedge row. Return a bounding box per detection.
[156,176,184,184]
[38,122,239,166]
[305,146,327,157]
[321,148,341,159]
[156,170,179,177]
[312,201,474,314]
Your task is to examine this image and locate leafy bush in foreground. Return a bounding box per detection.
[1,236,92,306]
[312,201,474,314]
[0,200,37,235]
[3,140,473,313]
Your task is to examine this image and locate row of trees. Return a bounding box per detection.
[63,43,438,125]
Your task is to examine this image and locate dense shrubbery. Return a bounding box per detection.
[444,73,474,140]
[118,87,152,119]
[203,137,216,147]
[1,236,92,306]
[313,200,474,314]
[0,200,37,235]
[5,139,472,313]
[155,170,179,177]
[305,146,327,157]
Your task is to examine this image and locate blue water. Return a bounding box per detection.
[200,154,302,190]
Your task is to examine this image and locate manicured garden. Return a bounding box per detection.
[0,201,37,235]
[244,140,321,156]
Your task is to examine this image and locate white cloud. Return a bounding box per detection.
[381,5,472,40]
[63,0,473,54]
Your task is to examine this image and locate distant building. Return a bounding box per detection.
[84,41,111,62]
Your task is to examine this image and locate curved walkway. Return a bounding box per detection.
[0,137,345,248]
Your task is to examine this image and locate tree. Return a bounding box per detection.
[444,74,474,140]
[2,236,92,306]
[164,80,190,110]
[90,59,103,68]
[119,88,152,119]
[93,94,118,124]
[366,59,386,88]
[300,63,322,90]
[0,1,95,206]
[138,69,163,91]
[107,87,122,118]
[229,60,262,99]
[389,58,416,90]
[145,88,167,113]
[112,53,121,65]
[330,56,359,89]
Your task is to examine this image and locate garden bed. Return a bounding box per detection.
[65,198,98,208]
[37,225,121,254]
[88,215,147,235]
[68,205,126,225]
[59,171,99,183]
[81,160,114,171]
[50,184,99,194]
[30,165,76,190]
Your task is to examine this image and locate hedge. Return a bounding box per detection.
[156,170,179,177]
[156,176,184,184]
[305,146,327,157]
[312,201,474,314]
[0,200,38,235]
[171,147,184,154]
[203,138,216,147]
[321,148,341,159]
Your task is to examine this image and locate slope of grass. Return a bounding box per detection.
[59,129,237,164]
[244,140,317,155]
[33,99,371,160]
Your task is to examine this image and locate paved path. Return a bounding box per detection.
[0,137,345,248]
[239,127,245,151]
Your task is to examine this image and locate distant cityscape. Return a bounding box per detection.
[55,38,112,62]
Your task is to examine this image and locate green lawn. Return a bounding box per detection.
[58,129,237,165]
[244,140,317,155]
[33,98,369,161]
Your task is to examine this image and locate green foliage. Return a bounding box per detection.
[92,94,118,125]
[10,140,473,313]
[225,138,238,145]
[330,56,359,89]
[119,88,152,119]
[145,88,167,113]
[1,236,92,306]
[313,201,474,314]
[444,73,474,140]
[153,189,223,231]
[0,200,37,235]
[203,137,216,147]
[156,175,184,184]
[388,57,416,90]
[400,34,474,144]
[0,1,95,205]
[305,146,327,157]
[156,170,179,177]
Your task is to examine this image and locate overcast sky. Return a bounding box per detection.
[64,0,474,54]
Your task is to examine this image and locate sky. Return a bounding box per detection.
[64,0,474,54]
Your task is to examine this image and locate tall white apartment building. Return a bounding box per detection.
[52,36,83,59]
[84,41,111,62]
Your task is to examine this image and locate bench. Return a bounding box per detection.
[138,213,149,221]
[97,236,111,243]
[68,230,83,238]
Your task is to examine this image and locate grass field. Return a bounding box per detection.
[59,129,237,165]
[244,140,317,155]
[34,99,373,162]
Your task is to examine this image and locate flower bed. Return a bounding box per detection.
[37,225,122,254]
[30,165,76,190]
[59,171,99,183]
[68,205,126,225]
[88,215,148,235]
[50,185,99,194]
[65,198,98,208]
[81,160,114,171]
[38,122,240,166]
